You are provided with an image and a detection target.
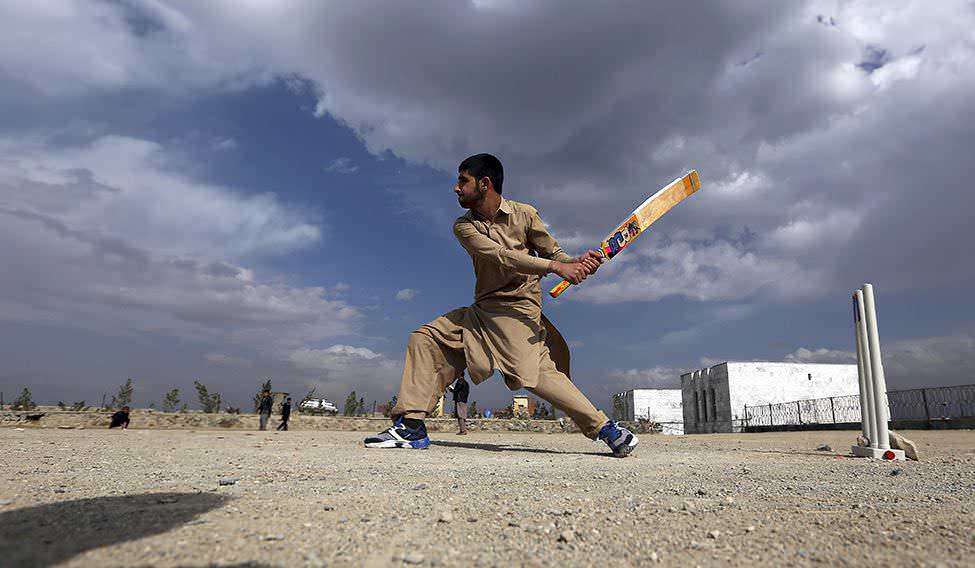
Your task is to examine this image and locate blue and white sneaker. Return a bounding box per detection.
[363,418,430,449]
[598,421,638,457]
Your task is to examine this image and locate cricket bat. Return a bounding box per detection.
[549,170,702,298]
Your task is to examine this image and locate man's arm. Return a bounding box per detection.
[453,219,596,284]
[525,207,603,281]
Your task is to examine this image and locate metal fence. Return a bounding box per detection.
[743,384,975,428]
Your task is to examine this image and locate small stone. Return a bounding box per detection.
[323,504,335,511]
[696,488,708,496]
[403,553,424,564]
[708,530,721,539]
[746,526,755,533]
[557,530,575,543]
[0,500,13,506]
[413,483,429,490]
[437,511,453,523]
[156,496,179,504]
[649,552,660,563]
[218,477,239,486]
[816,444,832,452]
[53,487,66,494]
[467,517,478,523]
[723,496,735,505]
[890,468,903,476]
[262,534,285,541]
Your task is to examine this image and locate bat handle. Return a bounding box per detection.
[549,280,571,298]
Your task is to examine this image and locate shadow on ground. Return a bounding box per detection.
[0,492,229,567]
[431,439,609,456]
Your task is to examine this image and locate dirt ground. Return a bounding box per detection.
[1,427,973,567]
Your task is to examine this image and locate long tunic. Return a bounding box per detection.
[419,197,575,390]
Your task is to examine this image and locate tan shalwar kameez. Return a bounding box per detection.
[390,198,610,439]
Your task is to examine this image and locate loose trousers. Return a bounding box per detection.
[454,401,468,433]
[390,308,609,439]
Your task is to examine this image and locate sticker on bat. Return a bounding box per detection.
[601,216,641,258]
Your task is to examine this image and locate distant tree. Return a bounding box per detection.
[253,379,273,412]
[100,393,109,411]
[193,381,222,413]
[179,403,187,413]
[383,395,398,417]
[57,401,67,410]
[162,388,181,412]
[300,387,317,406]
[612,394,625,421]
[468,400,479,418]
[343,391,358,416]
[11,388,36,411]
[224,406,241,414]
[358,396,365,416]
[110,378,134,408]
[148,402,156,410]
[71,401,87,411]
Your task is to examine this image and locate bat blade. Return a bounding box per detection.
[549,170,701,299]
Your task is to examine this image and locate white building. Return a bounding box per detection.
[681,362,859,434]
[615,389,684,435]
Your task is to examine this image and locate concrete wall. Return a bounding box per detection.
[681,363,732,434]
[625,389,683,434]
[682,362,859,434]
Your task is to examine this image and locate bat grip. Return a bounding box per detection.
[549,279,571,298]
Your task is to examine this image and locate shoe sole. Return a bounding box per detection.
[363,437,430,449]
[611,434,639,458]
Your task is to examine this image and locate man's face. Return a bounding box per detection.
[455,170,485,209]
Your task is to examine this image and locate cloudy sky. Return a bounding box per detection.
[1,1,973,413]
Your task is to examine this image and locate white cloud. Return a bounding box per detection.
[784,332,975,388]
[395,288,418,301]
[0,134,321,259]
[0,132,363,360]
[288,345,402,400]
[211,137,238,151]
[572,240,822,303]
[784,347,858,365]
[325,157,359,174]
[205,353,252,366]
[606,367,683,393]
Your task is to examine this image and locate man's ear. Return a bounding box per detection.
[479,177,492,191]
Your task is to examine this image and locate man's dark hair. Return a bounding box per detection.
[459,153,503,195]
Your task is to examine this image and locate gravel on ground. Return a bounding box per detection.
[1,428,973,567]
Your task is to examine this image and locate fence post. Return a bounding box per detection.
[769,403,774,426]
[830,397,836,424]
[796,401,802,424]
[921,388,931,424]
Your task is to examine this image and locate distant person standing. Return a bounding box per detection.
[109,406,130,429]
[277,397,292,431]
[258,390,273,431]
[450,373,470,435]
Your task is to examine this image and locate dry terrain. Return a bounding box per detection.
[1,427,973,567]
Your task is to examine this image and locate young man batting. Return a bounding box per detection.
[364,153,638,457]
